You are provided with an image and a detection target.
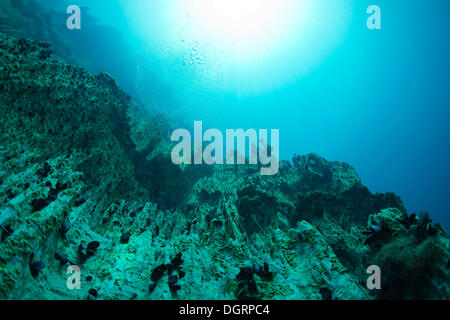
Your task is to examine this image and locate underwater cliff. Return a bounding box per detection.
[0,33,449,300]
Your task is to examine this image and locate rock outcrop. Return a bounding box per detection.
[0,34,448,300]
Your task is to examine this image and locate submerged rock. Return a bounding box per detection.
[0,33,448,300]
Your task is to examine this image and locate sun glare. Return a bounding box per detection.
[190,0,306,55]
[126,0,352,94]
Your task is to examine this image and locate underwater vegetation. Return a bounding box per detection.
[0,1,449,300]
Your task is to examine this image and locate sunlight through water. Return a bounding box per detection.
[124,0,353,94]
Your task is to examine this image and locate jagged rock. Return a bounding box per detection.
[0,33,448,300]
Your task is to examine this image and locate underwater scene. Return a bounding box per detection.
[0,0,449,302]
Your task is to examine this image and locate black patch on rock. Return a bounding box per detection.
[149,253,185,296]
[0,224,13,242]
[54,252,68,264]
[150,264,167,283]
[235,263,275,300]
[120,232,131,244]
[88,288,98,298]
[87,241,100,250]
[31,199,50,213]
[29,254,45,278]
[61,220,71,235]
[319,287,333,300]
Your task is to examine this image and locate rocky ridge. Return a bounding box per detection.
[0,33,449,300]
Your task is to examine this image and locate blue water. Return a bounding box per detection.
[39,0,450,230]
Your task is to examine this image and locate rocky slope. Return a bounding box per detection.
[0,0,130,74]
[0,34,449,300]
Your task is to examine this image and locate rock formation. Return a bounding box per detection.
[0,33,448,300]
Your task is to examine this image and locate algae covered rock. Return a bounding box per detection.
[365,208,450,299]
[0,34,448,300]
[368,208,408,237]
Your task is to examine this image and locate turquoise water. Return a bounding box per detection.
[39,0,450,229]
